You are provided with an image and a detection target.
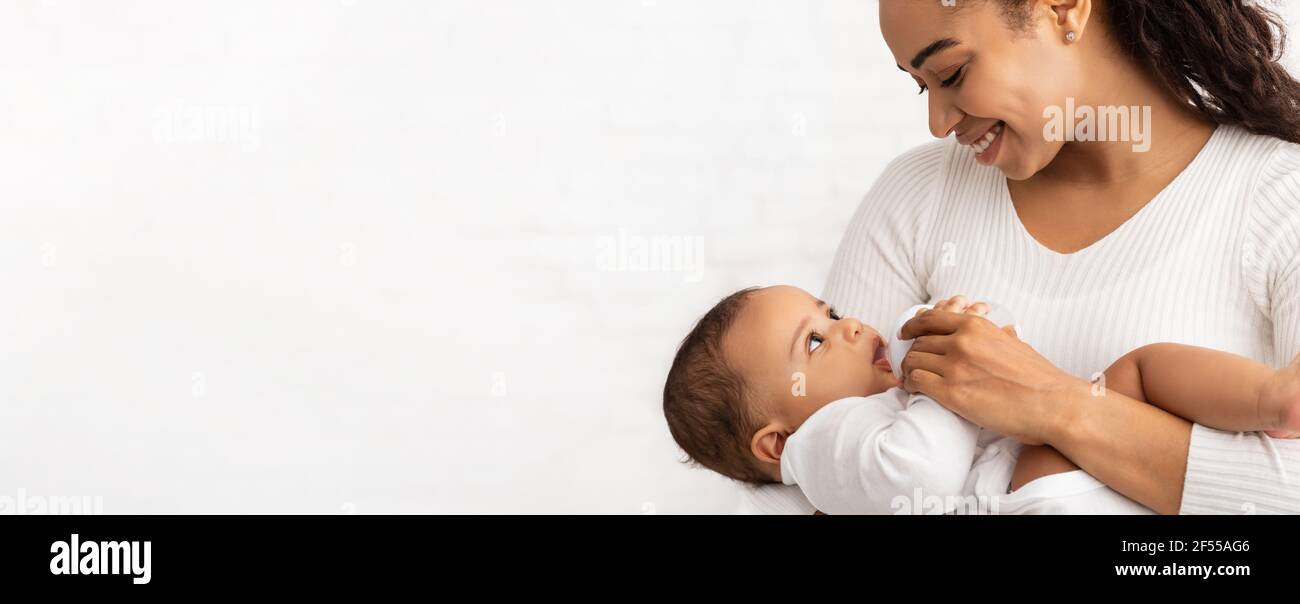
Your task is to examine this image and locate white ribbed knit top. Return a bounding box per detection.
[750,124,1300,514]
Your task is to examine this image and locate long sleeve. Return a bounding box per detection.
[779,389,982,515]
[1181,141,1300,514]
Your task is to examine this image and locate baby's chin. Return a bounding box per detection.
[863,372,901,396]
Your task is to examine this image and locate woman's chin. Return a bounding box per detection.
[999,154,1039,181]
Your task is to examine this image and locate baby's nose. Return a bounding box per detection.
[841,319,864,342]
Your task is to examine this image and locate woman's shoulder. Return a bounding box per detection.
[1232,126,1300,314]
[1218,125,1300,190]
[878,136,1003,191]
[874,137,958,185]
[859,137,1000,224]
[1254,131,1300,189]
[1216,126,1300,216]
[857,138,957,213]
[885,136,951,169]
[843,137,1002,251]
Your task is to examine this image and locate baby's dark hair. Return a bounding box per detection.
[662,287,775,485]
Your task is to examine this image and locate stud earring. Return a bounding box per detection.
[1065,31,1077,43]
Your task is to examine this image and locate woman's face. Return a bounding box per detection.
[880,0,1084,180]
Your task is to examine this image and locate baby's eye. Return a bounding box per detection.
[808,333,824,354]
[828,307,842,321]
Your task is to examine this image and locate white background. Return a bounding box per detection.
[3,1,1298,514]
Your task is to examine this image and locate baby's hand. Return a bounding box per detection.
[925,295,991,317]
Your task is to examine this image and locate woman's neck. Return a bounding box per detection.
[1033,39,1217,188]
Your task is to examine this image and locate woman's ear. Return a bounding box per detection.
[750,423,789,468]
[1046,0,1092,43]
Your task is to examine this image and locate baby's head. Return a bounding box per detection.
[663,285,900,484]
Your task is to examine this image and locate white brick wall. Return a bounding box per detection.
[1,0,1297,514]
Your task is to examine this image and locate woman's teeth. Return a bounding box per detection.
[970,122,1004,154]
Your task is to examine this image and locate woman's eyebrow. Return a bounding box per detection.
[897,37,961,71]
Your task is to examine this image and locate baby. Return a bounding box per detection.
[662,285,1300,514]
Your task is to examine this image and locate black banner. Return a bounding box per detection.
[0,515,1291,591]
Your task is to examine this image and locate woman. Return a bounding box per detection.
[749,0,1300,514]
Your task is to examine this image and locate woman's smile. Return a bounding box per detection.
[969,121,1006,165]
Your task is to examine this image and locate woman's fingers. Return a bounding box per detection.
[901,350,947,380]
[933,295,969,313]
[900,346,946,395]
[899,309,968,340]
[907,335,948,354]
[931,296,991,317]
[904,368,947,399]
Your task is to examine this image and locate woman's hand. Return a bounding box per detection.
[927,295,990,318]
[898,309,1086,445]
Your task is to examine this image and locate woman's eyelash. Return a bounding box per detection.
[916,66,966,95]
[940,66,965,88]
[828,307,841,320]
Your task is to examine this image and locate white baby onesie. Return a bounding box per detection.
[778,305,1152,515]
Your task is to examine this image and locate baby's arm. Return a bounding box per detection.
[1008,343,1271,492]
[1102,343,1284,434]
[1007,350,1162,491]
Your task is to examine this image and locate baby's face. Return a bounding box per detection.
[724,286,900,430]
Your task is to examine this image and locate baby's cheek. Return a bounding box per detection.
[787,394,833,428]
[819,373,875,402]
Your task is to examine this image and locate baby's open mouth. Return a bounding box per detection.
[872,337,892,372]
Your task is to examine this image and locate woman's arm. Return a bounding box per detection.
[899,307,1300,514]
[897,310,1194,513]
[1045,379,1192,515]
[893,144,1300,515]
[1174,141,1300,514]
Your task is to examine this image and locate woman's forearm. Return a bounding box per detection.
[897,310,1196,513]
[1044,380,1192,515]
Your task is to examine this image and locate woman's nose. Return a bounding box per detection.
[929,94,962,140]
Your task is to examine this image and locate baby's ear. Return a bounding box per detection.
[750,423,788,467]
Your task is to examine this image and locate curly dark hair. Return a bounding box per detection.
[994,0,1300,144]
[662,287,774,485]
